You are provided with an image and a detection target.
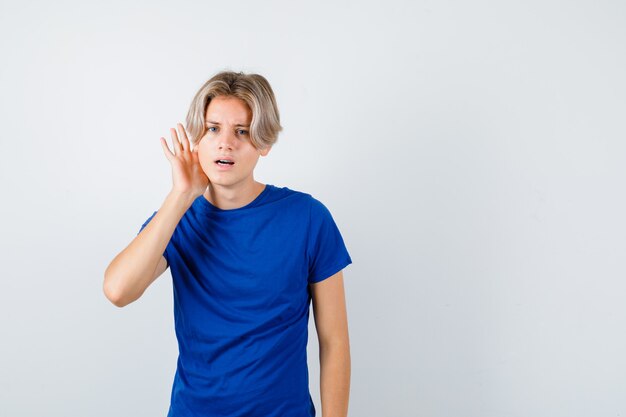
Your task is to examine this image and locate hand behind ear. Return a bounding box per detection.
[161,122,210,198]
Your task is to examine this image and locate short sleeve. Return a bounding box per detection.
[306,198,353,284]
[137,210,170,268]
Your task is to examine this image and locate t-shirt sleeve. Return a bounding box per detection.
[306,198,353,284]
[137,210,170,268]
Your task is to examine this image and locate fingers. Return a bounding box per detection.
[162,123,192,161]
[170,127,182,155]
[177,123,191,152]
[160,137,173,160]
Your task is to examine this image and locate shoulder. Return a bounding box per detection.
[266,185,337,224]
[268,184,318,208]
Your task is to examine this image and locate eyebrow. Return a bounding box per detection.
[206,120,250,127]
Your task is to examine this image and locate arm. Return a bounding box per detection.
[104,123,208,308]
[310,270,351,417]
[103,190,195,307]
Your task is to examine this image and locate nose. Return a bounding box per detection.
[218,130,237,150]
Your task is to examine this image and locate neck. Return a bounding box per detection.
[203,179,265,210]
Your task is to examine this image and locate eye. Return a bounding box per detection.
[207,126,217,132]
[237,129,248,135]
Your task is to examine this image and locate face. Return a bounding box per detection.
[196,95,271,188]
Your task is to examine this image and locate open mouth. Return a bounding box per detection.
[215,159,235,166]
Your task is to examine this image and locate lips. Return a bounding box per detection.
[214,157,235,171]
[215,158,235,165]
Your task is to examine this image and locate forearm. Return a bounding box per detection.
[319,340,351,417]
[103,190,194,306]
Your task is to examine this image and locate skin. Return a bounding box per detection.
[159,96,350,416]
[311,270,351,417]
[197,95,271,210]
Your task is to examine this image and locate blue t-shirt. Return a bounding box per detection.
[137,183,352,417]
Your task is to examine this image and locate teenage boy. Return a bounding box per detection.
[104,71,353,417]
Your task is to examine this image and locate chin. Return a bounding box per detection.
[208,176,240,187]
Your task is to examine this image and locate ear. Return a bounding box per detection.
[259,145,272,157]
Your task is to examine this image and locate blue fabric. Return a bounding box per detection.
[137,184,352,416]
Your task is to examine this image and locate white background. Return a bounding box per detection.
[1,0,625,416]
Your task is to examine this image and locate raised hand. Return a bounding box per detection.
[160,123,209,199]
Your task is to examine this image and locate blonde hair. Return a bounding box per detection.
[185,70,282,150]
